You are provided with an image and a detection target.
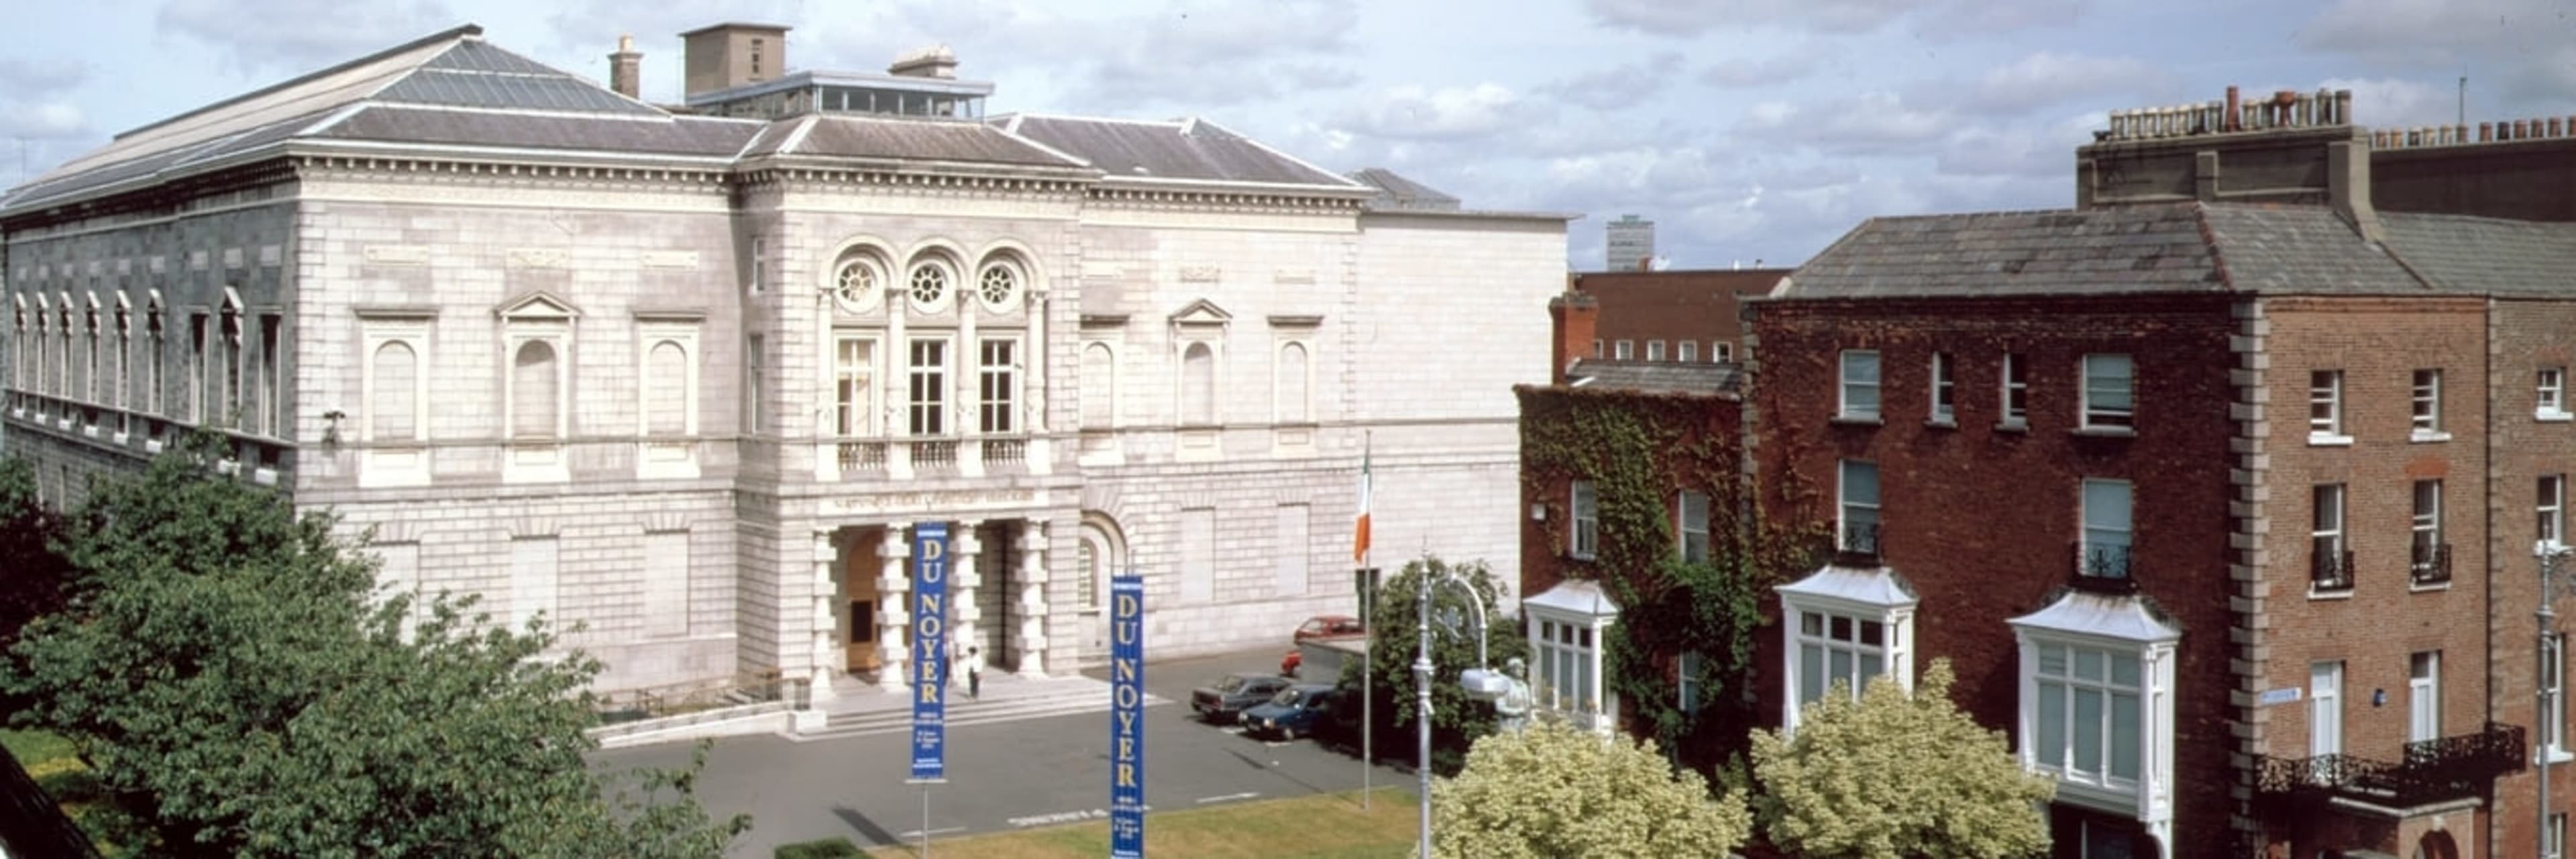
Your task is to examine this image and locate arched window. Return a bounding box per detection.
[1081,342,1116,428]
[907,260,952,310]
[1277,342,1309,423]
[372,341,417,441]
[975,256,1024,312]
[512,340,559,439]
[646,340,689,435]
[1181,342,1214,426]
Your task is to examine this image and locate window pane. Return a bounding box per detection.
[2038,644,2067,676]
[2111,653,2141,687]
[2083,480,2133,537]
[2086,354,2134,408]
[2074,648,2104,681]
[2037,681,2066,766]
[1841,460,1879,505]
[1829,615,1851,642]
[1859,620,1884,647]
[1829,648,1853,696]
[2073,688,2104,772]
[2110,691,2141,780]
[1801,644,1825,705]
[1801,611,1822,637]
[1858,652,1884,687]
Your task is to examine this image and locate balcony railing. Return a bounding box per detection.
[2070,541,2139,593]
[912,439,958,468]
[2255,722,2524,814]
[981,437,1026,466]
[2411,542,2453,586]
[1833,521,1880,567]
[837,440,887,473]
[2312,547,2355,592]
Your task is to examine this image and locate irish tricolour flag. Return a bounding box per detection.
[1353,448,1371,562]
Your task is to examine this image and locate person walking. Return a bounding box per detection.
[967,646,983,700]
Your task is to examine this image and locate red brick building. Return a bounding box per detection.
[1572,268,1784,365]
[1523,87,2576,859]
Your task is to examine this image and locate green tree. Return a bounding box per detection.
[0,436,749,858]
[1749,660,2054,859]
[1432,718,1751,858]
[0,458,76,709]
[1337,556,1528,774]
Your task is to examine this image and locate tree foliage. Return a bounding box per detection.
[1432,719,1751,859]
[1336,555,1528,774]
[0,458,76,713]
[0,436,749,858]
[1749,660,2054,859]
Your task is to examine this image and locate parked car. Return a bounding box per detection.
[1191,672,1295,723]
[1242,683,1344,740]
[1293,615,1364,642]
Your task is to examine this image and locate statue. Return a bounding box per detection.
[1493,656,1534,734]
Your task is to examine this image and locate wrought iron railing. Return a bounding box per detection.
[2411,542,2453,585]
[1833,521,1880,566]
[2312,547,2355,592]
[2069,541,2140,594]
[2255,721,2524,813]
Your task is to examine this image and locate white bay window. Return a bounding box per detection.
[1523,580,1619,733]
[1776,564,1917,735]
[2011,593,2180,854]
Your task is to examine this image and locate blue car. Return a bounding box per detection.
[1240,683,1342,741]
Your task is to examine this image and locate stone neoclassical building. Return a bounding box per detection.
[0,23,1567,703]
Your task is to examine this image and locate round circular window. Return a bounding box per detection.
[833,257,880,310]
[977,262,1019,310]
[908,262,951,308]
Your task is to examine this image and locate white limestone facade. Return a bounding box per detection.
[0,26,1566,701]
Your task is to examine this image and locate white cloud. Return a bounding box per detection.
[1735,91,1959,155]
[0,59,91,141]
[1583,0,1929,36]
[1701,53,1820,89]
[1338,83,1534,141]
[1961,52,2169,114]
[2298,0,2576,107]
[155,0,460,74]
[1540,52,1685,111]
[869,0,1362,109]
[2322,77,2459,128]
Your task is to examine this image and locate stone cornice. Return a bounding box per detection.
[291,154,731,194]
[736,165,1091,199]
[1085,185,1365,217]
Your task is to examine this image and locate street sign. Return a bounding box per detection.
[1110,573,1146,858]
[910,522,951,782]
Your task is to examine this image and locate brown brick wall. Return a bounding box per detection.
[1750,293,2242,858]
[2485,298,2576,856]
[1574,269,1781,362]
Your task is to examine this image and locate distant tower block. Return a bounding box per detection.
[1607,214,1655,272]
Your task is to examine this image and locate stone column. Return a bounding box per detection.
[1014,521,1051,677]
[958,291,983,476]
[876,525,912,693]
[808,529,841,705]
[1026,288,1052,475]
[886,288,912,478]
[953,521,983,675]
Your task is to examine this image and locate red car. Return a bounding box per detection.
[1293,615,1364,642]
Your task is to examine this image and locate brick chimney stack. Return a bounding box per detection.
[608,34,642,100]
[1548,291,1599,386]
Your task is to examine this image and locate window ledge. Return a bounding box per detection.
[2410,430,2454,444]
[1829,415,1883,427]
[2544,748,2575,766]
[2308,433,2354,447]
[2072,426,2136,438]
[1994,419,2028,434]
[2408,579,2453,593]
[2308,587,2355,601]
[2540,410,2574,423]
[1924,418,1957,430]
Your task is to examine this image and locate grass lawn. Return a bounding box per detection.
[865,787,1421,858]
[1,727,144,858]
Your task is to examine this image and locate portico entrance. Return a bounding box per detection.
[822,517,1055,693]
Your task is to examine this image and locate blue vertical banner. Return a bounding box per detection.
[910,521,951,782]
[1109,573,1146,858]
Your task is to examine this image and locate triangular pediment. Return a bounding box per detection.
[495,290,581,319]
[1168,298,1232,327]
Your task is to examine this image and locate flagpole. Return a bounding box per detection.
[1361,430,1373,811]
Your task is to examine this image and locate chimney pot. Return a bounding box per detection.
[608,33,643,101]
[2480,121,2494,142]
[2225,85,2241,132]
[2553,118,2565,138]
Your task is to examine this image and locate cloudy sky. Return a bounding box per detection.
[3,0,2572,268]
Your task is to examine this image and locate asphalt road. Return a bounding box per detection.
[591,647,1413,858]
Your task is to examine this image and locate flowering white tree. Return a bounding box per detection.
[1432,719,1750,858]
[1750,659,2055,859]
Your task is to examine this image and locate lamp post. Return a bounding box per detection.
[2544,540,2576,859]
[1412,566,1512,859]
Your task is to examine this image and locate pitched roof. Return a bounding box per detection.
[1566,359,1740,395]
[994,114,1366,190]
[2378,211,2576,297]
[746,114,1083,168]
[1348,167,1460,211]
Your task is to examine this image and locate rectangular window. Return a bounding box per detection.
[188,312,208,423]
[1929,352,1955,423]
[743,334,765,434]
[1838,350,1881,420]
[979,338,1016,434]
[1591,339,1602,358]
[2551,813,2567,859]
[833,336,875,436]
[1678,651,1703,716]
[2308,370,2343,438]
[2081,354,2133,430]
[257,314,280,436]
[2002,352,2029,425]
[1796,609,1888,707]
[1570,481,1599,560]
[2312,483,2350,591]
[1613,340,1634,360]
[2310,660,2343,759]
[2030,642,2143,784]
[908,339,947,436]
[1646,340,1666,362]
[2412,368,2443,436]
[2081,478,2132,578]
[2412,479,2447,584]
[1838,460,1880,554]
[1678,490,1709,563]
[2408,650,2440,743]
[2546,368,2569,417]
[2544,475,2567,548]
[145,314,163,417]
[1713,342,1733,362]
[1676,341,1697,363]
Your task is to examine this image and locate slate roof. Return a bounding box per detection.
[315,107,756,159]
[2379,211,2576,297]
[1786,205,2224,299]
[745,115,1081,168]
[994,115,1365,189]
[1349,167,1460,211]
[1566,359,1741,395]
